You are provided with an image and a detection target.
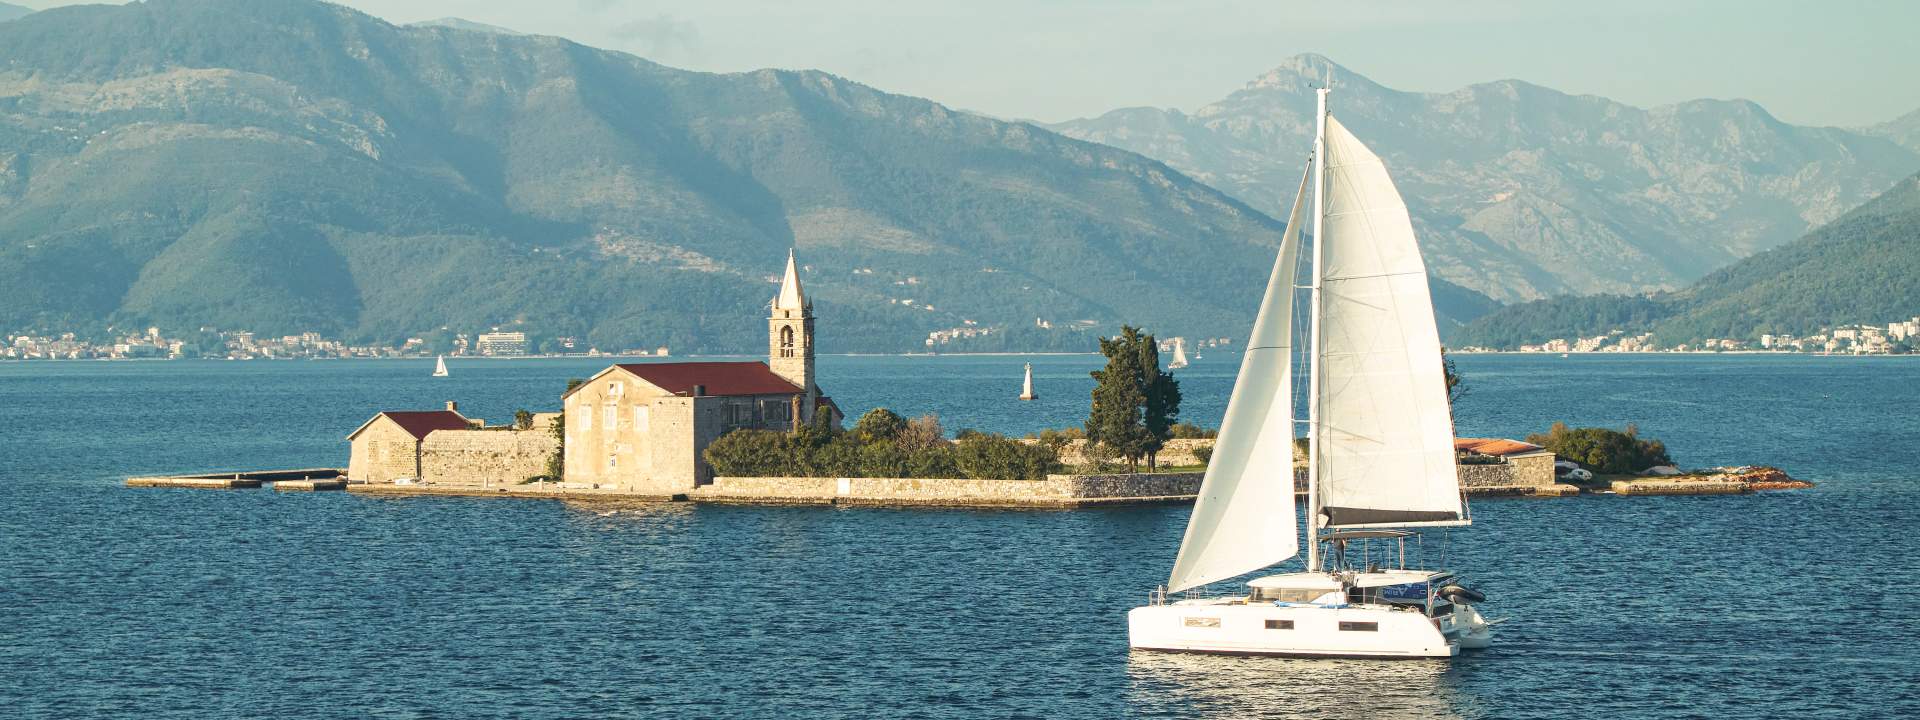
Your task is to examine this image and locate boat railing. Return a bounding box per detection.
[1149,585,1221,606]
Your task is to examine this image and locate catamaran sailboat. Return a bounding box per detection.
[1168,338,1190,369]
[432,355,449,377]
[1128,88,1495,659]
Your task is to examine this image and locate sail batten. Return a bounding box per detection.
[1310,115,1464,529]
[1163,167,1311,594]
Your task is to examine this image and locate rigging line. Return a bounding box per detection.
[1322,269,1427,283]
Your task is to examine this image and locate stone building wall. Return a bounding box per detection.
[1507,453,1556,486]
[420,428,559,487]
[348,419,420,483]
[1454,463,1516,489]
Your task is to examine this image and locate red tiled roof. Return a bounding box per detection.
[1455,437,1547,457]
[379,411,473,440]
[615,361,803,397]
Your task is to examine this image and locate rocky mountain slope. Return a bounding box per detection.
[1050,55,1920,304]
[1451,170,1920,348]
[5,0,1481,352]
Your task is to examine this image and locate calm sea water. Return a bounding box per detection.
[2,353,1915,719]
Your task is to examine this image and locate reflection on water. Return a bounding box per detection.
[1126,651,1481,719]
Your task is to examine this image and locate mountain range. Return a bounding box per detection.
[1451,169,1920,349]
[1049,55,1920,304]
[0,0,1368,353]
[0,3,33,23]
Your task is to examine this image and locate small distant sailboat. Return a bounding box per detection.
[1168,338,1190,369]
[1019,363,1038,401]
[1128,88,1494,659]
[432,355,449,377]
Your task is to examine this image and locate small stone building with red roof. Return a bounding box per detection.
[347,402,477,483]
[561,250,842,493]
[1454,437,1557,488]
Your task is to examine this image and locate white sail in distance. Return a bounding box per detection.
[1165,168,1311,593]
[1312,116,1463,528]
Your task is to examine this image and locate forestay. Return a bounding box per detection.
[1312,116,1464,528]
[1165,168,1310,593]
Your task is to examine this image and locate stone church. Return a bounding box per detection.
[560,249,841,493]
[345,250,838,490]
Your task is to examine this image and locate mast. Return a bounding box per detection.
[1305,87,1328,572]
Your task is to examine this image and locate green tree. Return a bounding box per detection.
[1086,326,1181,470]
[514,409,534,430]
[1443,349,1467,406]
[542,413,566,480]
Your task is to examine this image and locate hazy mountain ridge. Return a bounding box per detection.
[1451,170,1920,348]
[1050,54,1920,303]
[408,17,523,36]
[4,0,1481,352]
[1867,107,1920,154]
[0,3,31,23]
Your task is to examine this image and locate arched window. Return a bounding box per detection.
[779,326,795,358]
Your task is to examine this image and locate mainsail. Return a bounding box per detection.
[1311,116,1463,528]
[1165,168,1311,593]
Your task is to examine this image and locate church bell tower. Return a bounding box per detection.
[769,248,817,422]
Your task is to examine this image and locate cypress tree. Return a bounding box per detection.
[1085,326,1181,471]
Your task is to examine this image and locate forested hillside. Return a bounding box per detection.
[0,0,1497,353]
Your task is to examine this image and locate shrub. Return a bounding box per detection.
[853,408,909,444]
[1169,422,1217,439]
[954,432,1059,481]
[907,446,962,478]
[897,414,947,453]
[1079,441,1120,473]
[1192,443,1214,465]
[701,408,1051,479]
[1524,422,1674,474]
[704,429,795,477]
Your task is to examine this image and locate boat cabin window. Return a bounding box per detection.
[1183,617,1220,628]
[1338,621,1379,632]
[1252,587,1328,603]
[1264,619,1293,630]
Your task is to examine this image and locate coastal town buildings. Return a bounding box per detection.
[475,331,529,356]
[1470,312,1920,355]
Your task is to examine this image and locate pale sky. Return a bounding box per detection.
[20,0,1920,127]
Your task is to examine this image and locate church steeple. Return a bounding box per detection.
[774,248,808,312]
[769,248,816,422]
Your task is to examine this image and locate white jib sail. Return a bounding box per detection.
[1165,167,1309,593]
[1313,116,1463,528]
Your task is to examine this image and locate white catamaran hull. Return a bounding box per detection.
[1128,602,1490,659]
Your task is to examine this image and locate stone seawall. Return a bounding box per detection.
[419,429,557,487]
[689,472,1204,508]
[1040,438,1215,467]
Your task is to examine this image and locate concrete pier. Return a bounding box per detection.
[274,478,347,492]
[124,468,344,490]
